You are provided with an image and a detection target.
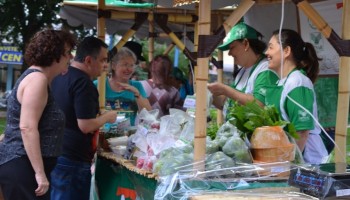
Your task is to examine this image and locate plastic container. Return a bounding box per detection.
[111,145,127,156]
[107,136,128,146]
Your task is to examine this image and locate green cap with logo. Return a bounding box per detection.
[218,22,259,51]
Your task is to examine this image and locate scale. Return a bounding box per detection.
[288,163,350,199]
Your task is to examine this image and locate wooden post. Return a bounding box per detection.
[295,1,332,37]
[194,0,211,170]
[115,29,137,50]
[295,0,349,163]
[109,11,197,23]
[113,14,148,50]
[193,4,199,94]
[163,44,175,55]
[222,0,255,33]
[335,0,350,163]
[148,13,155,61]
[216,14,224,125]
[97,0,106,110]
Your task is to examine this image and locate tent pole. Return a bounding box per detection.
[148,13,155,62]
[163,44,175,56]
[216,13,224,125]
[193,4,199,94]
[155,18,196,64]
[108,11,197,24]
[335,1,350,163]
[115,14,148,50]
[97,0,106,110]
[294,0,350,163]
[194,0,211,171]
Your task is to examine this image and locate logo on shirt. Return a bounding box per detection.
[298,110,310,122]
[259,88,267,96]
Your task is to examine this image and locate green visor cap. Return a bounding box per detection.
[218,22,259,51]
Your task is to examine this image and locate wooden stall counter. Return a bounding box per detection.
[190,188,317,200]
[95,151,309,200]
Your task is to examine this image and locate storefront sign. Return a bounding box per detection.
[0,45,23,65]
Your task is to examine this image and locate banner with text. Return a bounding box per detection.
[0,45,23,65]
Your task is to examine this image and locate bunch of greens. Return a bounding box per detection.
[207,122,219,140]
[227,101,298,140]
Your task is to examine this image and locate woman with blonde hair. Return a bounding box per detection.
[94,47,151,125]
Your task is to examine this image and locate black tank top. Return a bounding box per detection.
[0,69,65,165]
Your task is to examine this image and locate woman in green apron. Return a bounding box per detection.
[265,29,328,164]
[208,22,279,119]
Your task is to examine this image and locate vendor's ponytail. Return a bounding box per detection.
[300,42,320,83]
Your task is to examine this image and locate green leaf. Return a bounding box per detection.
[286,123,299,139]
[228,100,299,140]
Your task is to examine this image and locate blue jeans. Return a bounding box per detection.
[50,156,92,200]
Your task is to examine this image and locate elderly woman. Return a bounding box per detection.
[94,47,151,125]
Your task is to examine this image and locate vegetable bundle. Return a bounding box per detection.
[227,101,298,140]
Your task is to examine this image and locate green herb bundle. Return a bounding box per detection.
[227,101,298,140]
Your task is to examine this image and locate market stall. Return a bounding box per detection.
[58,0,350,199]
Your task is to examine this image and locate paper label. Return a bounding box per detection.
[183,95,196,108]
[270,166,288,173]
[138,126,148,136]
[336,189,350,197]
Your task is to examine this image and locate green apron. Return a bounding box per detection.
[224,56,265,120]
[265,69,298,119]
[265,84,283,116]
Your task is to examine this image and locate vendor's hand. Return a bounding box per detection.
[207,82,227,96]
[35,172,49,196]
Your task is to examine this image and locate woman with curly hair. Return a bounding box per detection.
[0,29,76,199]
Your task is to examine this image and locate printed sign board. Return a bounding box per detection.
[0,45,23,65]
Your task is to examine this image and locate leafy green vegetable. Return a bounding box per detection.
[207,122,219,140]
[227,101,298,140]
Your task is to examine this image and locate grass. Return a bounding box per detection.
[328,128,350,164]
[0,117,6,134]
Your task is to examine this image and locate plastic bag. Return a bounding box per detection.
[222,136,253,164]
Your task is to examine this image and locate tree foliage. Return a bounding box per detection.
[0,0,94,70]
[0,0,63,49]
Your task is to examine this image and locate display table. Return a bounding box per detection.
[95,152,311,200]
[189,188,316,200]
[95,152,158,200]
